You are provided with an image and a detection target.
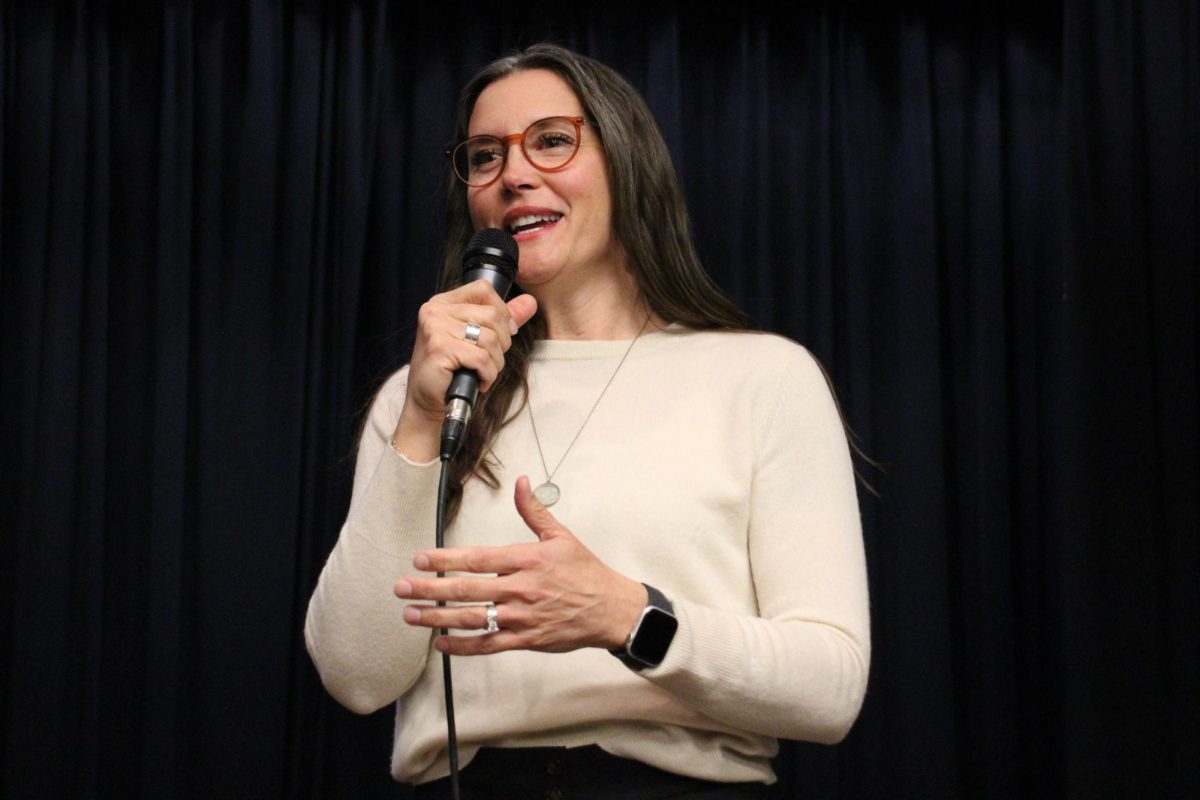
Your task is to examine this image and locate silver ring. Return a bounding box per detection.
[464,322,482,345]
[484,604,499,633]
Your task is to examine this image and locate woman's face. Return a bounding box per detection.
[466,69,623,293]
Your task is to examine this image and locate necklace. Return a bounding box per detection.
[527,317,650,507]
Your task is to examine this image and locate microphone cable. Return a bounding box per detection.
[435,457,461,800]
[433,227,518,800]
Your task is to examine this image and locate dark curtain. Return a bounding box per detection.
[1,2,1196,798]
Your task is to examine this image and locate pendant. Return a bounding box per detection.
[533,481,561,507]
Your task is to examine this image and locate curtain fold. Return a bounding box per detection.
[1060,1,1199,796]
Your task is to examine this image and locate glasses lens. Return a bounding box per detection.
[456,137,504,186]
[523,118,579,169]
[451,118,581,186]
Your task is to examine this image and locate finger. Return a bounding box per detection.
[404,604,495,631]
[440,319,505,376]
[443,338,500,391]
[434,631,526,656]
[414,545,534,575]
[432,279,506,309]
[441,309,506,362]
[439,301,514,354]
[514,475,566,541]
[457,279,526,336]
[507,294,538,333]
[411,603,533,632]
[395,576,492,603]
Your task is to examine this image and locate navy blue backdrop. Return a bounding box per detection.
[1,2,1196,797]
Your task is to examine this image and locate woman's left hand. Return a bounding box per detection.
[395,476,648,655]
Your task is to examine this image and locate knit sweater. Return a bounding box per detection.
[304,327,870,785]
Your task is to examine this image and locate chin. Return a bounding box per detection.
[513,272,559,291]
[511,257,565,287]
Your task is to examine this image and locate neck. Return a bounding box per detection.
[532,264,652,340]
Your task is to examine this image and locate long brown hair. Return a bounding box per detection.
[439,44,751,522]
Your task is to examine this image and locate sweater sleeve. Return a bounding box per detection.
[638,345,870,745]
[304,368,441,714]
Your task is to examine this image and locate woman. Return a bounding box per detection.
[305,44,869,798]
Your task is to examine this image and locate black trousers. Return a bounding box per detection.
[411,745,779,800]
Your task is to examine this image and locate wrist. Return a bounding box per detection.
[606,579,649,649]
[610,583,678,669]
[392,403,443,463]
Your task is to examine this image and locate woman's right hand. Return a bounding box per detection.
[392,280,538,462]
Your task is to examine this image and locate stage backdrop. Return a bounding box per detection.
[1,2,1196,798]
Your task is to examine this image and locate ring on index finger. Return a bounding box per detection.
[485,604,499,633]
[464,322,482,345]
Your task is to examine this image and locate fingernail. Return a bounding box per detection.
[509,318,518,335]
[395,580,412,597]
[434,638,449,653]
[413,553,430,570]
[403,606,421,624]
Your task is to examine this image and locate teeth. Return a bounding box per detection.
[507,213,562,233]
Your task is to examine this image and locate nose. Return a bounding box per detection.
[498,136,539,192]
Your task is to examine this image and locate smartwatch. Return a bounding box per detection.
[611,583,678,669]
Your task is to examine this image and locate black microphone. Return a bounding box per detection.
[440,228,520,461]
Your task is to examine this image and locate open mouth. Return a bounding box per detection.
[506,213,562,236]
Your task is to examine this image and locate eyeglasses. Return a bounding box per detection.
[446,116,588,188]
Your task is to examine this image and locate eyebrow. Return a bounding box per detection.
[467,113,585,138]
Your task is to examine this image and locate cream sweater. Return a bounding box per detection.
[305,327,870,785]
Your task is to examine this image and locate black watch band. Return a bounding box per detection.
[611,583,678,670]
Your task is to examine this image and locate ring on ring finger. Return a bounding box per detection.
[464,322,482,345]
[485,604,499,633]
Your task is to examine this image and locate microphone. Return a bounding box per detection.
[440,228,520,461]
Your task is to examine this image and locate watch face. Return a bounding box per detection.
[630,607,679,665]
